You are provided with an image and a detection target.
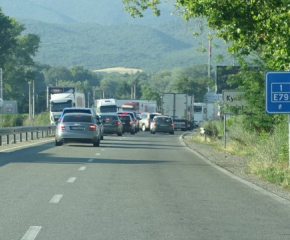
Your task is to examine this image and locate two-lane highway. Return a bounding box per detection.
[1,132,290,239]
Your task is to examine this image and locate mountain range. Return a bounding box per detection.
[0,0,232,72]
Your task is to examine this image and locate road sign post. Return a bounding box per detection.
[266,71,290,167]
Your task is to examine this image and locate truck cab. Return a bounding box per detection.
[95,99,117,114]
[50,93,75,124]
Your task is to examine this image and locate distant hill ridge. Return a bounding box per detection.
[0,0,176,25]
[0,0,232,71]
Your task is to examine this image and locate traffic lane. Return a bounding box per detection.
[1,133,290,239]
[0,141,109,240]
[11,133,290,239]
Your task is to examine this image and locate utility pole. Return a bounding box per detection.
[28,81,32,120]
[0,68,3,127]
[208,33,213,92]
[88,92,90,108]
[32,80,35,119]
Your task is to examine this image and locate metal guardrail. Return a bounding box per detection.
[0,125,56,146]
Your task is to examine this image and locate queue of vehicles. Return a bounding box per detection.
[53,94,215,146]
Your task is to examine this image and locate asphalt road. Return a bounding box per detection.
[1,131,290,240]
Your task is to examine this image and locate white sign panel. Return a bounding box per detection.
[222,90,246,108]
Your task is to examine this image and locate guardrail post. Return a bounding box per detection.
[20,132,22,142]
[13,134,16,144]
[26,132,28,141]
[0,136,2,146]
[31,131,34,140]
[7,135,9,145]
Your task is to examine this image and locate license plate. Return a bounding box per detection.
[160,124,168,127]
[70,126,84,130]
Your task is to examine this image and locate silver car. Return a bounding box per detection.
[55,113,100,147]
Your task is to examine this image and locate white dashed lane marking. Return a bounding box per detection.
[49,194,63,203]
[78,166,86,171]
[21,226,42,240]
[67,177,76,183]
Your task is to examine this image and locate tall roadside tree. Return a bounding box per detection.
[0,8,40,112]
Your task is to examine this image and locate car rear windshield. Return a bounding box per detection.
[63,109,92,114]
[118,112,135,119]
[155,117,171,123]
[150,114,159,120]
[63,115,93,123]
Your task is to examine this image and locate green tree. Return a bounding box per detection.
[0,9,40,112]
[140,85,161,106]
[115,80,131,99]
[43,66,73,86]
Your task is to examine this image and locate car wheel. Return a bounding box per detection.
[93,138,100,147]
[152,131,155,134]
[117,132,122,136]
[100,135,104,140]
[169,131,174,135]
[55,139,62,146]
[131,130,135,135]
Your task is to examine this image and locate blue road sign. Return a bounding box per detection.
[266,71,290,114]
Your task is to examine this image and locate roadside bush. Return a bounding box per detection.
[23,112,50,126]
[248,119,290,187]
[200,120,219,140]
[1,114,26,127]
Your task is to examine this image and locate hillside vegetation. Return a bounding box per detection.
[20,19,230,72]
[1,0,232,72]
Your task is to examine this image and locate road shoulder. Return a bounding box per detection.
[182,131,290,202]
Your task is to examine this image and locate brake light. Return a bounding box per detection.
[171,123,174,127]
[59,124,65,130]
[152,121,156,126]
[89,125,96,131]
[129,121,133,126]
[115,121,121,125]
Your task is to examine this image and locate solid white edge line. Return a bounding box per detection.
[0,139,53,152]
[49,194,63,203]
[79,166,86,171]
[67,177,77,183]
[21,226,42,240]
[95,153,100,156]
[180,133,290,205]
